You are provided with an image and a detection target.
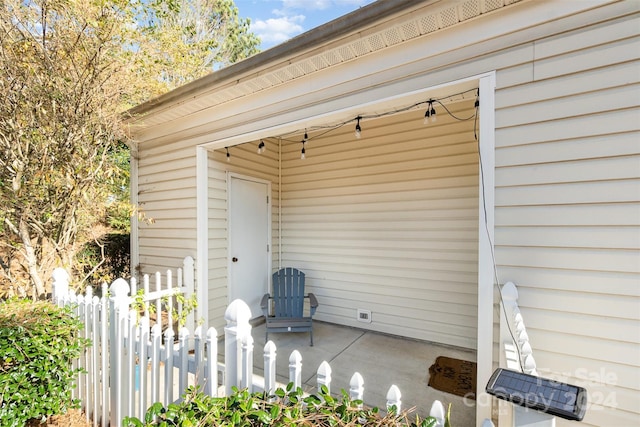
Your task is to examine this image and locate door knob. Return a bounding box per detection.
[232,257,238,262]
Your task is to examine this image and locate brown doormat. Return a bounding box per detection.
[428,356,477,400]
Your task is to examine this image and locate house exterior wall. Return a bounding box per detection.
[131,1,639,425]
[277,107,480,349]
[136,139,198,273]
[492,11,639,427]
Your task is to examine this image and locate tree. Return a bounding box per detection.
[129,0,260,104]
[0,0,260,298]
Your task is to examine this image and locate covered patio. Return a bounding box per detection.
[128,1,639,425]
[246,320,477,425]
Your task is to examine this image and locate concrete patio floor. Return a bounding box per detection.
[244,320,478,426]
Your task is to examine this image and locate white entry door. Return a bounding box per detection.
[228,174,271,318]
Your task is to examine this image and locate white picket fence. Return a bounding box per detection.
[499,282,554,427]
[51,260,457,427]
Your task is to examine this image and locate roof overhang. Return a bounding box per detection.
[125,0,520,132]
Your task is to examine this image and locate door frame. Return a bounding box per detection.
[226,172,273,313]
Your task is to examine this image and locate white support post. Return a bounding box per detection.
[477,71,496,426]
[224,299,252,395]
[196,146,209,329]
[289,350,302,389]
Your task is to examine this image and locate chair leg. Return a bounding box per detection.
[265,330,268,343]
[310,329,313,346]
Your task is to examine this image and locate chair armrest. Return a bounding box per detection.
[308,293,319,316]
[308,293,318,308]
[260,293,271,316]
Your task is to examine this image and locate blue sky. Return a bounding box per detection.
[235,0,375,50]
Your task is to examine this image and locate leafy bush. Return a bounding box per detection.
[124,383,450,426]
[0,300,90,426]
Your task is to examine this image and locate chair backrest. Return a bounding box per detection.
[272,267,306,318]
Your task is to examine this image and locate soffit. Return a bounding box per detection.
[127,0,519,131]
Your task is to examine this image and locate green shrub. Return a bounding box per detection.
[0,299,90,426]
[124,383,450,426]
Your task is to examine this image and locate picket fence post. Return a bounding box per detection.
[349,373,364,406]
[289,350,302,389]
[386,385,402,414]
[429,400,446,426]
[51,267,70,306]
[264,341,277,395]
[499,282,553,427]
[108,278,130,424]
[183,256,195,331]
[205,327,218,397]
[224,299,253,395]
[317,361,331,394]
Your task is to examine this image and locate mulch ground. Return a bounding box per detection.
[26,409,91,427]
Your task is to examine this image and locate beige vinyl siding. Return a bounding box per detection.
[278,105,479,349]
[136,139,198,275]
[493,10,640,427]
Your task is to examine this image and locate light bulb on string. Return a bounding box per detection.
[300,140,306,160]
[226,147,230,162]
[424,101,436,124]
[354,117,362,139]
[257,140,265,154]
[423,106,431,125]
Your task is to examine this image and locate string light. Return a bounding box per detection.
[246,87,478,160]
[423,101,432,124]
[423,100,437,124]
[257,140,265,154]
[226,147,230,162]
